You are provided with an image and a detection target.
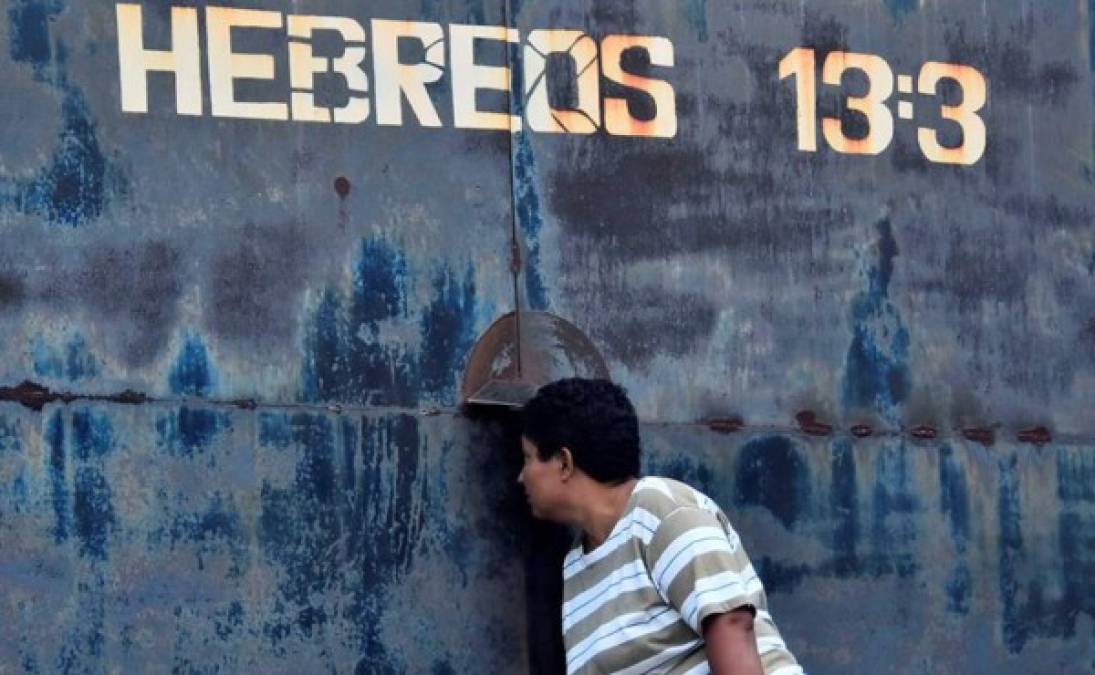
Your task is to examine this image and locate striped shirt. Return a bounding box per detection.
[562,477,803,675]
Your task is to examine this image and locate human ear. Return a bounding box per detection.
[558,447,575,480]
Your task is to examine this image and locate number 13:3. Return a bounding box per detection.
[779,48,987,166]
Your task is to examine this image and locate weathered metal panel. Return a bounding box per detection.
[512,1,1094,434]
[0,401,529,672]
[0,0,1093,673]
[3,401,1092,672]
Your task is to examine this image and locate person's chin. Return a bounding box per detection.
[528,502,550,521]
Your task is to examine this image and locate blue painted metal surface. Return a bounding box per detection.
[0,0,1093,672]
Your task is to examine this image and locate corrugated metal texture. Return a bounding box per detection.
[0,0,1092,673]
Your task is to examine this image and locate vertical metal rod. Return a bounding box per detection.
[502,0,523,377]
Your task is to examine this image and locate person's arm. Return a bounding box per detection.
[702,608,765,675]
[643,506,769,673]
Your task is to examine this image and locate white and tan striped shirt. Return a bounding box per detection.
[562,476,803,675]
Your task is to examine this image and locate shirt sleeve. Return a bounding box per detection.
[644,506,763,635]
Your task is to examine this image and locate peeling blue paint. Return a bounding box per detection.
[432,661,457,675]
[156,493,249,576]
[842,218,911,422]
[259,413,342,641]
[989,450,1095,653]
[303,239,477,407]
[1059,512,1095,635]
[302,240,418,406]
[169,333,215,397]
[683,0,708,42]
[939,445,969,549]
[946,565,972,614]
[2,2,126,227]
[71,410,116,559]
[830,440,859,577]
[213,601,245,641]
[883,0,919,20]
[72,409,113,461]
[647,453,715,497]
[340,417,358,493]
[302,289,348,403]
[64,335,97,379]
[512,131,550,311]
[56,573,107,672]
[45,410,67,542]
[1057,448,1095,645]
[347,414,426,671]
[73,466,115,560]
[867,443,919,578]
[15,89,113,227]
[31,339,64,380]
[357,414,424,577]
[347,304,417,407]
[427,438,474,582]
[1058,449,1095,502]
[4,474,30,517]
[0,415,21,453]
[754,556,812,595]
[258,411,293,448]
[940,445,971,614]
[156,406,228,458]
[353,238,409,330]
[19,639,38,674]
[734,436,811,529]
[7,0,61,70]
[419,267,477,404]
[31,335,98,381]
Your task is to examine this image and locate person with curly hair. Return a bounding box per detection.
[519,378,803,675]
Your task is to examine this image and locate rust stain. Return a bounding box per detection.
[849,423,873,438]
[1017,426,1052,446]
[910,425,938,440]
[795,410,832,436]
[334,176,351,198]
[0,382,189,411]
[112,390,149,405]
[961,427,995,446]
[0,381,69,411]
[706,417,744,434]
[0,381,152,410]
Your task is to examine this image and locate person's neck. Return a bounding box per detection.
[580,477,639,551]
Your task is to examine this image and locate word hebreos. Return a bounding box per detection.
[116,4,677,137]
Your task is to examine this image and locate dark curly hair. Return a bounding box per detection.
[521,378,641,485]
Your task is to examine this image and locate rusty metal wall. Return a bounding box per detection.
[0,0,1093,673]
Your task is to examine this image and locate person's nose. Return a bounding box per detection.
[517,468,525,485]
